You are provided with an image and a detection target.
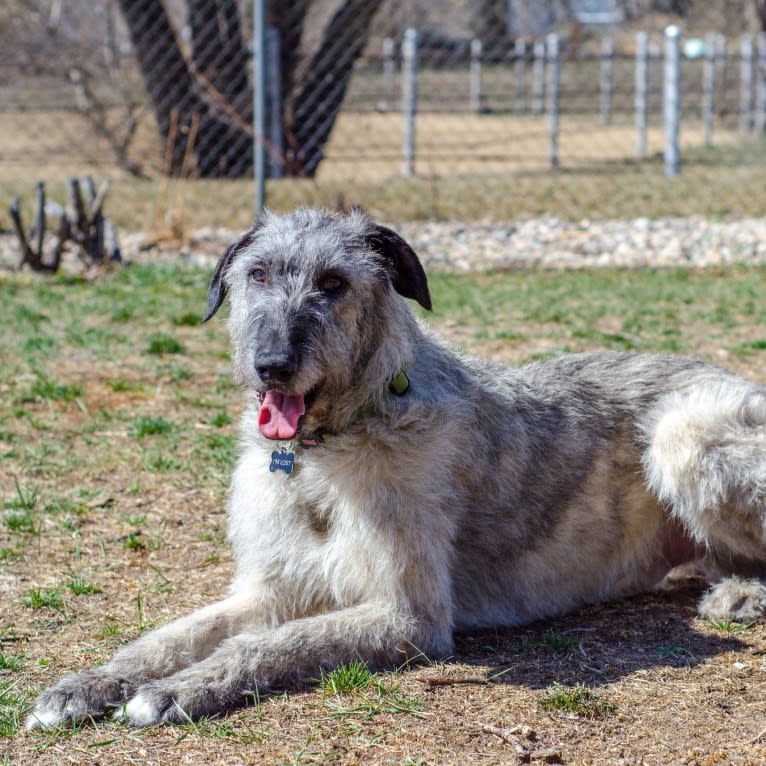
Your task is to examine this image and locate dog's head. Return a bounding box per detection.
[203,208,431,439]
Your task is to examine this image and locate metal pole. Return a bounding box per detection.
[470,39,483,113]
[635,31,648,159]
[740,35,753,134]
[600,37,613,124]
[532,39,545,116]
[383,37,396,112]
[546,33,560,169]
[663,25,681,177]
[514,37,526,113]
[253,0,266,213]
[402,28,418,177]
[702,32,716,146]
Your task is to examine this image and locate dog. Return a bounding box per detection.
[26,207,766,729]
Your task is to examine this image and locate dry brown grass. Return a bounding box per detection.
[2,108,765,235]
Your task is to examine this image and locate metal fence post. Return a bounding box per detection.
[252,0,266,213]
[740,35,753,134]
[546,33,560,169]
[383,37,396,112]
[470,39,483,113]
[702,32,716,146]
[600,37,613,124]
[756,32,766,134]
[663,25,681,177]
[532,39,545,115]
[402,28,418,177]
[635,31,648,159]
[514,37,526,113]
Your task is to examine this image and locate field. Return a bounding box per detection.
[3,262,766,765]
[3,71,766,229]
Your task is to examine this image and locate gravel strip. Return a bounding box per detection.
[3,216,766,273]
[392,216,766,272]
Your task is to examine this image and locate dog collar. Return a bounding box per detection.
[267,369,410,473]
[300,369,409,446]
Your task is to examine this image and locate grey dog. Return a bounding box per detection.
[27,207,766,728]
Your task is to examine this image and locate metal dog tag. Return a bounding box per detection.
[269,444,296,474]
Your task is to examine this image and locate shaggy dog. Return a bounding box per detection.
[27,208,766,728]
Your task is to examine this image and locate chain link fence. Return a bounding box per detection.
[1,1,765,226]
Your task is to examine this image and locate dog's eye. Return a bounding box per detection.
[250,267,267,284]
[318,274,346,294]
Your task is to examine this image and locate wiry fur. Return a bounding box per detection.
[27,208,766,729]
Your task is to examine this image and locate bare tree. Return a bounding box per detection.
[755,0,766,30]
[117,0,384,178]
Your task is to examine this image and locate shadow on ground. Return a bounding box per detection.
[452,580,749,690]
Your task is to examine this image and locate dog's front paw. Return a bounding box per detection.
[119,677,225,726]
[698,575,766,622]
[26,669,131,730]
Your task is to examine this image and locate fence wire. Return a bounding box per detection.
[1,1,765,223]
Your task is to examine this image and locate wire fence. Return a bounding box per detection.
[1,1,766,224]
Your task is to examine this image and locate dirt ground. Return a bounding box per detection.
[3,266,766,766]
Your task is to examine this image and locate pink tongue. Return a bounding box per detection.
[258,390,306,440]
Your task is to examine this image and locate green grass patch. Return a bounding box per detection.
[132,415,175,439]
[0,653,22,671]
[538,683,616,719]
[1,511,36,535]
[123,531,146,551]
[28,375,83,403]
[173,312,202,327]
[0,679,25,737]
[706,619,755,634]
[538,630,580,654]
[207,410,232,427]
[145,333,185,355]
[319,660,375,696]
[21,588,64,612]
[66,576,102,596]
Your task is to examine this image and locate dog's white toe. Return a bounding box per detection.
[122,693,160,727]
[698,575,766,622]
[25,707,65,731]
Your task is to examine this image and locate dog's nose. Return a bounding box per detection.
[256,352,297,384]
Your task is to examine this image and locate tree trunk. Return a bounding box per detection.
[118,0,381,178]
[268,1,311,118]
[470,0,511,60]
[290,0,382,176]
[118,0,252,177]
[190,0,249,104]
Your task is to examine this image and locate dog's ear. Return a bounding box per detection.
[203,228,258,322]
[203,242,240,322]
[365,224,432,311]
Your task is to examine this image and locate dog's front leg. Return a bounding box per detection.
[25,592,271,730]
[121,602,431,725]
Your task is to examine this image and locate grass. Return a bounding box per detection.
[4,478,38,513]
[538,683,617,719]
[66,576,102,596]
[21,588,64,612]
[28,375,84,403]
[0,653,22,671]
[315,661,426,724]
[145,333,185,355]
[2,108,766,233]
[319,661,375,696]
[706,619,755,634]
[132,416,175,439]
[4,256,766,763]
[0,680,25,737]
